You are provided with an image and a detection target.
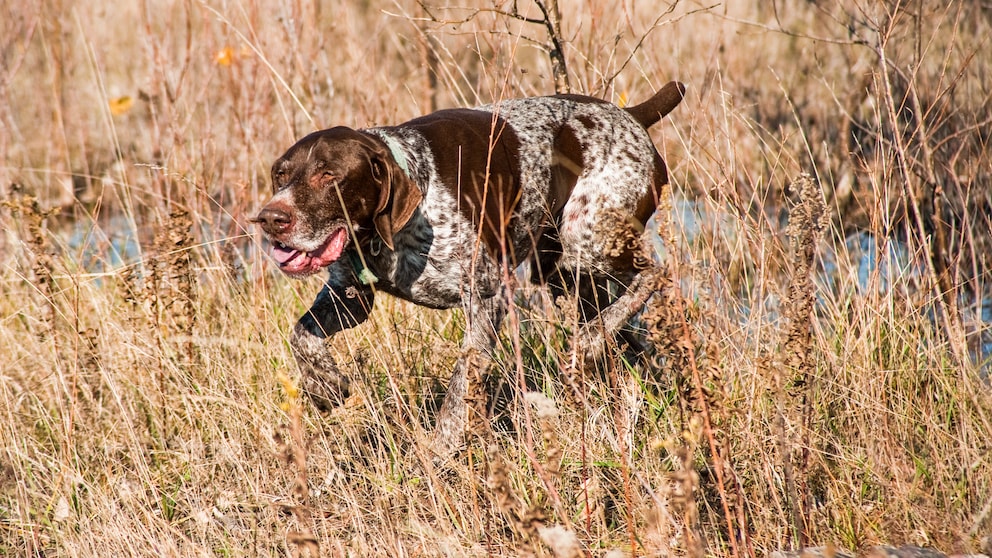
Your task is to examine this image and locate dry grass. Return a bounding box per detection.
[2,1,991,556]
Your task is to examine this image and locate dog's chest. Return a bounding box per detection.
[368,205,501,309]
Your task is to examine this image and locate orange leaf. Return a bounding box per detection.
[109,96,134,116]
[215,46,235,66]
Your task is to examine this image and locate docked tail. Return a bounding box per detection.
[624,81,686,128]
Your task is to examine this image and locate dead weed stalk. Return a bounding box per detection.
[148,208,198,350]
[643,235,752,558]
[276,372,320,558]
[3,191,62,343]
[776,173,828,548]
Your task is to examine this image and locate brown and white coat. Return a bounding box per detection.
[255,82,686,453]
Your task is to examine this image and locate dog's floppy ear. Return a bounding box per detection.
[372,151,423,251]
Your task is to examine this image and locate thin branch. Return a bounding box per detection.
[600,2,716,95]
[413,1,571,93]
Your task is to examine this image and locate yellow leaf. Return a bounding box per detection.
[617,91,629,108]
[108,96,134,116]
[276,371,299,399]
[215,46,235,66]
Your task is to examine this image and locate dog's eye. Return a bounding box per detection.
[271,169,289,192]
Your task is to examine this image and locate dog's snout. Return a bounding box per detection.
[255,206,293,235]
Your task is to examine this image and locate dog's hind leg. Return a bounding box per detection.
[577,267,661,363]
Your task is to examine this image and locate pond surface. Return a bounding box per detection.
[58,199,991,371]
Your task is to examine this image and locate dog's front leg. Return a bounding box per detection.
[290,261,374,411]
[431,292,507,457]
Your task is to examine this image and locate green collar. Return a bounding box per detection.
[347,249,379,285]
[353,130,404,286]
[379,134,411,176]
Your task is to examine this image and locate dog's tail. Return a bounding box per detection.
[624,81,686,129]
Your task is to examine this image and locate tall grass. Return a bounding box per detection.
[2,1,990,556]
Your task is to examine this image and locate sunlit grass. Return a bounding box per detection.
[1,1,990,556]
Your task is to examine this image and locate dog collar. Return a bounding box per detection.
[379,134,411,177]
[347,248,378,285]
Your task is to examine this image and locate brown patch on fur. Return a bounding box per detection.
[406,109,525,257]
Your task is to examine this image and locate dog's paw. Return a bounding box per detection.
[299,368,350,412]
[577,269,664,365]
[429,402,468,463]
[429,423,467,462]
[290,323,351,411]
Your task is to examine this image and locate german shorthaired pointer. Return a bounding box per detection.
[255,81,685,453]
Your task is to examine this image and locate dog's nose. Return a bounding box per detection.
[254,206,293,234]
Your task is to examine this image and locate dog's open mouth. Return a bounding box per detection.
[270,227,349,276]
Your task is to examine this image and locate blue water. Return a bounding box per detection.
[656,199,991,372]
[60,200,991,370]
[63,215,143,273]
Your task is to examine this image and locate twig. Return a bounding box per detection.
[415,1,572,93]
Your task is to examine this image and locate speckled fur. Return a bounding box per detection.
[359,97,662,305]
[262,82,686,456]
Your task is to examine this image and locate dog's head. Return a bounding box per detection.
[254,127,422,278]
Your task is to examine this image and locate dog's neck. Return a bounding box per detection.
[346,245,379,285]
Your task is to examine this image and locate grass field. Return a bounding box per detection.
[2,1,991,556]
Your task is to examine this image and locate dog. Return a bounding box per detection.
[254,81,685,453]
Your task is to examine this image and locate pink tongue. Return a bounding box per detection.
[269,228,349,275]
[312,228,349,265]
[271,244,301,264]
